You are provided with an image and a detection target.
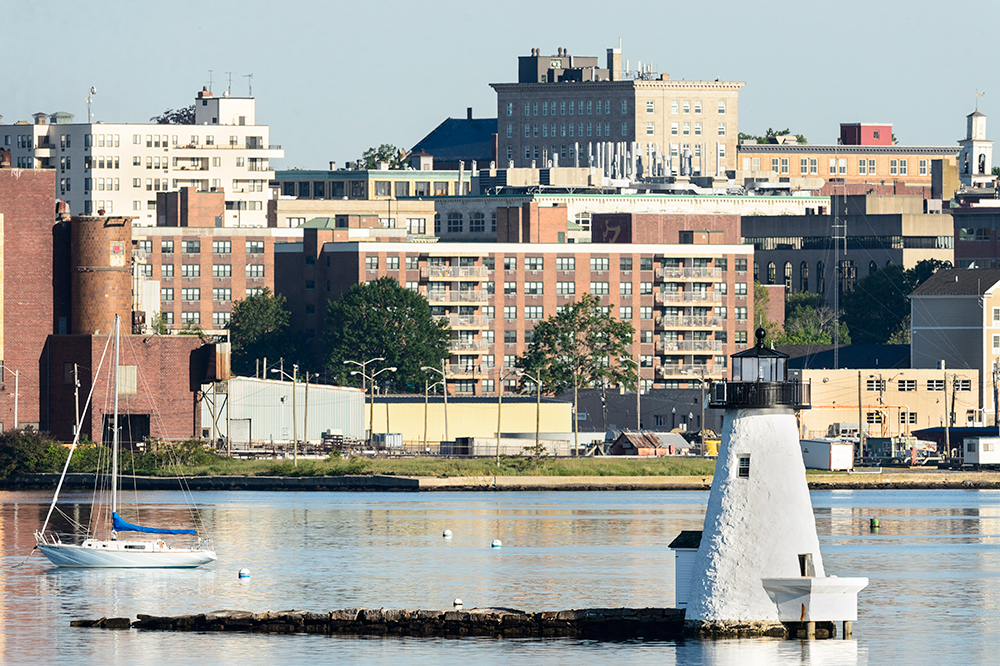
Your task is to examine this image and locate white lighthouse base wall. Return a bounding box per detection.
[687,407,825,623]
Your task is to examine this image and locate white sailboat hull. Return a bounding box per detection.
[38,539,217,568]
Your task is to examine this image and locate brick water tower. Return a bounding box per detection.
[71,215,133,335]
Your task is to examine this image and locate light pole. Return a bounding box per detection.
[3,363,20,430]
[421,361,449,444]
[496,368,521,465]
[518,368,544,458]
[351,365,397,446]
[683,366,712,444]
[424,379,443,453]
[270,364,299,465]
[344,357,385,392]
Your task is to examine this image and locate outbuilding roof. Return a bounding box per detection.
[908,269,1000,297]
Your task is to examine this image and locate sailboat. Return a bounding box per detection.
[33,315,217,568]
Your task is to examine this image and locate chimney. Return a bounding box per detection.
[329,161,337,171]
[0,148,10,168]
[607,47,622,81]
[467,107,473,121]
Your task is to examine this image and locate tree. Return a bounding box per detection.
[753,281,783,345]
[150,105,195,124]
[515,293,636,451]
[227,287,298,376]
[737,128,807,145]
[359,144,406,170]
[777,292,850,345]
[841,259,949,344]
[323,276,449,391]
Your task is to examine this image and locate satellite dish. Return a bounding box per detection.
[90,87,97,95]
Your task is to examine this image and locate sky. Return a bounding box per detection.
[2,0,994,170]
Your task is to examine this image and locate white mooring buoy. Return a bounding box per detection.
[453,598,463,607]
[443,529,453,538]
[238,568,251,579]
[491,539,502,548]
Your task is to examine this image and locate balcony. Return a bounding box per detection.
[656,340,725,353]
[709,380,811,410]
[655,291,723,304]
[656,315,725,328]
[423,289,490,304]
[434,314,491,328]
[656,364,684,378]
[421,266,490,280]
[655,267,723,280]
[448,340,491,353]
[447,363,495,377]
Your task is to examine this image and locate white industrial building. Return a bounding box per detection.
[0,88,282,227]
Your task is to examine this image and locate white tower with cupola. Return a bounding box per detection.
[959,110,995,188]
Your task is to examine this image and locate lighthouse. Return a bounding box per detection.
[679,328,867,638]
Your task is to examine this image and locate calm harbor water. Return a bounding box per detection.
[2,488,1000,665]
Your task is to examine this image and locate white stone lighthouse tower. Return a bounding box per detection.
[683,328,867,638]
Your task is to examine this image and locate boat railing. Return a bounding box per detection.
[34,530,64,546]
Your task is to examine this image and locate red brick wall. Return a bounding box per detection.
[46,333,203,442]
[0,168,56,428]
[591,213,742,244]
[71,216,132,335]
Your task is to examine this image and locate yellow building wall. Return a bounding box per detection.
[799,368,981,438]
[364,398,573,446]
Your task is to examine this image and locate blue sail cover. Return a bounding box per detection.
[112,512,196,535]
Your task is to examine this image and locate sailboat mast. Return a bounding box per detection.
[111,315,121,517]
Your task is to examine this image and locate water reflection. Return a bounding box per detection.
[3,489,999,664]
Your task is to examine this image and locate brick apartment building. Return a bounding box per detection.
[131,188,302,332]
[276,203,752,395]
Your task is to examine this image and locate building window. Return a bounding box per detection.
[212,240,231,254]
[735,307,747,321]
[181,288,200,302]
[504,305,517,320]
[890,159,898,175]
[590,281,610,295]
[212,288,231,302]
[469,212,485,233]
[898,379,917,392]
[504,257,517,271]
[504,281,517,295]
[246,241,264,254]
[526,306,543,319]
[866,379,886,392]
[365,256,379,270]
[180,240,200,254]
[385,256,399,270]
[866,412,883,424]
[213,312,231,328]
[161,288,174,302]
[620,306,632,319]
[181,312,200,326]
[181,264,200,278]
[246,264,265,278]
[212,264,231,278]
[556,282,575,295]
[900,159,907,175]
[639,306,652,320]
[927,379,945,392]
[525,256,543,271]
[737,454,750,478]
[670,122,678,136]
[718,123,726,136]
[919,159,928,176]
[161,264,174,278]
[620,282,633,295]
[639,282,652,295]
[447,212,463,233]
[868,159,876,175]
[525,281,543,295]
[590,257,610,271]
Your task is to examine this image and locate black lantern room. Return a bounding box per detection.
[709,328,811,410]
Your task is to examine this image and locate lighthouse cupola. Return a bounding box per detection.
[709,327,810,410]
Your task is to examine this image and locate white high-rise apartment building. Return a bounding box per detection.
[0,88,282,227]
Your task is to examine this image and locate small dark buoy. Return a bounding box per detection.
[869,517,880,531]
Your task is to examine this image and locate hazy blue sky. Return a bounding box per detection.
[2,0,991,169]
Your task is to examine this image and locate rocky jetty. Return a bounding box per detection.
[71,607,685,639]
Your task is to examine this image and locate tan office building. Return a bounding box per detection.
[491,46,743,175]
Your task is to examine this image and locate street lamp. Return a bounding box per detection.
[344,357,385,392]
[2,363,20,430]
[421,361,449,444]
[351,365,397,446]
[515,368,544,458]
[270,364,298,465]
[424,379,444,453]
[496,367,521,465]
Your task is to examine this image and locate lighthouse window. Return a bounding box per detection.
[737,455,750,478]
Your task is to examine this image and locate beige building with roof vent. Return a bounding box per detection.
[492,46,744,175]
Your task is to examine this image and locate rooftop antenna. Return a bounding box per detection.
[86,87,96,123]
[244,73,253,97]
[976,90,986,111]
[226,71,234,96]
[208,69,214,93]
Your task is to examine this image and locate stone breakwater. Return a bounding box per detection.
[72,607,685,639]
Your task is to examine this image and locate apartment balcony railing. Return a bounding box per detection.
[656,340,725,353]
[421,266,490,279]
[655,267,723,280]
[655,291,723,304]
[434,314,491,327]
[655,315,725,328]
[448,340,491,352]
[447,363,496,376]
[423,289,490,303]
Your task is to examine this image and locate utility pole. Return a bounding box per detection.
[857,371,864,459]
[73,364,80,436]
